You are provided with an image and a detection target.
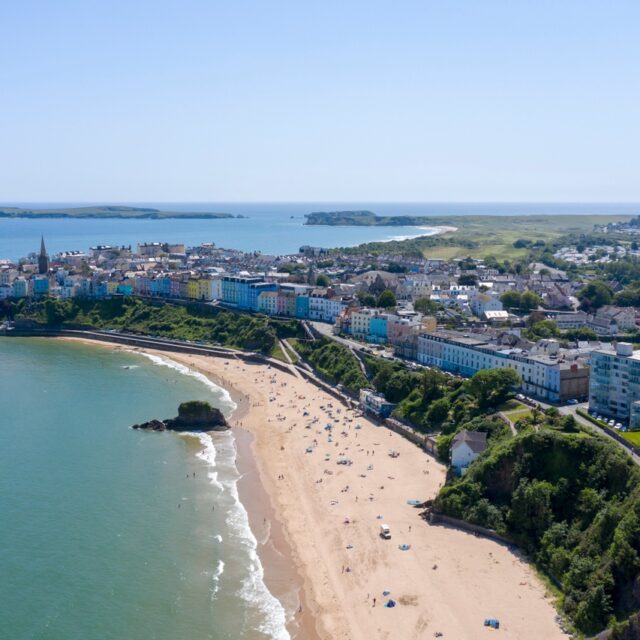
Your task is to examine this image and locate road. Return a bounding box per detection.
[559,403,640,466]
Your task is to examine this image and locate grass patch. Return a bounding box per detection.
[621,431,640,446]
[504,408,533,422]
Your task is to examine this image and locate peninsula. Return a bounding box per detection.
[304,210,437,226]
[0,205,237,219]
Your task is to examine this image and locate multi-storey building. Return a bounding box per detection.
[416,331,589,402]
[307,288,347,323]
[589,343,640,426]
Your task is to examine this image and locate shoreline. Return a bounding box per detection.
[55,337,318,640]
[167,350,320,640]
[53,336,566,640]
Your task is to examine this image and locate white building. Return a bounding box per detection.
[469,292,503,317]
[589,342,640,426]
[416,331,589,402]
[308,290,346,323]
[451,430,487,474]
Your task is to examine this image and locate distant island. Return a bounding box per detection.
[0,206,238,219]
[304,210,439,226]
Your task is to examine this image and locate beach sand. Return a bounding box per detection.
[62,338,566,640]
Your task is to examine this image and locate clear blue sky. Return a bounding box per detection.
[1,0,639,202]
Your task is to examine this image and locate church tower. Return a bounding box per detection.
[38,236,49,274]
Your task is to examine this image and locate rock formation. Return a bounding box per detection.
[132,400,228,432]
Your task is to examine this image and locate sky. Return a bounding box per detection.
[0,0,639,203]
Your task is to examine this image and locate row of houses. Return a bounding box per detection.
[553,306,637,336]
[337,307,437,345]
[413,331,589,403]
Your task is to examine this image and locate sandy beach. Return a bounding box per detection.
[62,338,566,640]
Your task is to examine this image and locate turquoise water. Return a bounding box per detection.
[0,339,288,640]
[3,201,637,260]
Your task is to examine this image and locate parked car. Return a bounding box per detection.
[379,524,391,540]
[567,399,578,405]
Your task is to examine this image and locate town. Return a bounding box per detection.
[3,227,640,436]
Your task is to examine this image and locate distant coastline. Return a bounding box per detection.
[0,205,238,220]
[304,210,440,226]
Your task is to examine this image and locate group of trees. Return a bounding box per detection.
[293,337,368,392]
[12,298,304,356]
[413,297,440,315]
[499,290,542,312]
[578,280,614,311]
[357,289,397,309]
[436,428,640,635]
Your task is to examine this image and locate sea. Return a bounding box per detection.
[2,201,640,639]
[0,338,290,640]
[1,201,639,261]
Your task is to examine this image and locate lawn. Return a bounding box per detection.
[498,399,533,422]
[621,431,640,446]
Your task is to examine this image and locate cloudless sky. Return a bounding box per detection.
[1,0,639,202]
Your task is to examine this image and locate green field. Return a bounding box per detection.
[621,431,640,446]
[340,213,634,259]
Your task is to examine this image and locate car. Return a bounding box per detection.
[616,423,623,429]
[567,399,578,405]
[379,524,391,540]
[608,420,616,426]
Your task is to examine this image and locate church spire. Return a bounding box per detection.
[38,236,49,274]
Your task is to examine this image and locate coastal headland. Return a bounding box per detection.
[59,335,565,640]
[0,205,237,219]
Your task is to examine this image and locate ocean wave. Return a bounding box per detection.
[132,351,237,413]
[211,559,225,599]
[185,432,224,491]
[133,351,288,639]
[220,436,291,640]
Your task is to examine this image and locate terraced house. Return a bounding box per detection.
[416,331,589,403]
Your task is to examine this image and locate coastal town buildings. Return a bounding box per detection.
[415,331,589,402]
[589,342,640,427]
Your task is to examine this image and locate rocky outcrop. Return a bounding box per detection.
[132,401,228,432]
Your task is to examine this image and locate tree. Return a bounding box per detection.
[386,262,408,273]
[520,290,542,311]
[458,274,477,286]
[426,397,450,426]
[578,280,613,311]
[563,327,598,341]
[315,274,330,287]
[614,286,640,307]
[358,292,376,307]
[420,369,444,404]
[500,291,521,309]
[525,320,560,340]
[509,478,556,543]
[376,289,396,308]
[414,297,439,314]
[467,368,520,409]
